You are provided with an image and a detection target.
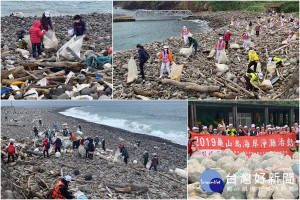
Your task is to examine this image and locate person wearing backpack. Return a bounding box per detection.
[42,138,50,158]
[6,142,16,164]
[149,153,159,171]
[158,45,173,79]
[135,44,149,82]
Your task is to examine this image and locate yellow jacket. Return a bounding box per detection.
[248,50,259,61]
[273,57,284,63]
[226,128,237,136]
[246,72,261,86]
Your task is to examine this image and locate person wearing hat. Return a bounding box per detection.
[213,129,218,135]
[255,23,261,37]
[249,124,257,136]
[272,57,284,68]
[143,150,149,168]
[119,143,129,164]
[149,153,159,171]
[40,11,54,32]
[244,68,263,91]
[224,30,231,50]
[51,175,75,199]
[241,32,250,50]
[53,136,62,153]
[236,18,240,26]
[192,126,200,134]
[248,48,259,72]
[238,127,246,136]
[290,140,299,152]
[42,138,50,158]
[188,37,198,55]
[73,15,86,38]
[218,125,227,136]
[158,45,173,78]
[244,126,249,135]
[214,37,225,60]
[180,26,190,44]
[201,126,209,134]
[87,138,95,160]
[6,141,16,164]
[266,127,272,135]
[226,124,237,136]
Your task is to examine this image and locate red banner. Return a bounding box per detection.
[191,132,297,157]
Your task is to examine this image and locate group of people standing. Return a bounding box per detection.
[17,11,86,60]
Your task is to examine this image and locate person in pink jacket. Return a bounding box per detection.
[29,20,46,59]
[224,30,231,50]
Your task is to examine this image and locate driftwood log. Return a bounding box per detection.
[21,62,84,72]
[161,79,220,92]
[133,87,154,97]
[1,66,24,79]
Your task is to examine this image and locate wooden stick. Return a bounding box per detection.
[161,79,220,92]
[1,66,24,79]
[133,87,153,97]
[23,70,39,80]
[157,172,185,184]
[220,77,255,98]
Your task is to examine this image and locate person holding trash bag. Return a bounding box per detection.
[158,45,173,79]
[40,11,54,32]
[119,143,129,164]
[134,44,150,82]
[53,136,62,153]
[188,37,198,55]
[149,153,159,171]
[180,26,190,44]
[73,15,86,38]
[215,37,225,60]
[42,138,50,158]
[29,20,46,59]
[51,175,75,199]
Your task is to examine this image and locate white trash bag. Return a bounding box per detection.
[43,31,58,50]
[218,49,229,64]
[170,62,184,81]
[23,35,32,51]
[127,58,138,83]
[260,80,273,90]
[207,48,215,58]
[215,63,229,73]
[57,35,83,61]
[188,32,193,37]
[180,44,193,57]
[230,43,240,49]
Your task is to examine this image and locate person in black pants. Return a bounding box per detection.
[102,139,106,151]
[120,144,129,164]
[33,127,39,137]
[143,150,149,168]
[53,136,62,153]
[135,44,149,82]
[149,153,159,171]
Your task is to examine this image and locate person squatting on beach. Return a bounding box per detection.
[224,30,231,50]
[244,68,263,91]
[271,56,284,68]
[73,15,86,38]
[53,136,62,153]
[51,175,75,199]
[158,45,173,78]
[29,20,46,59]
[180,26,190,44]
[215,37,225,60]
[42,138,50,158]
[188,37,198,55]
[143,150,149,168]
[135,44,150,82]
[149,153,159,171]
[6,141,16,164]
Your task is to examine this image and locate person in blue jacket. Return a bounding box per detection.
[134,44,150,82]
[73,15,86,37]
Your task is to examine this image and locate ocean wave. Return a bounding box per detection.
[59,107,186,146]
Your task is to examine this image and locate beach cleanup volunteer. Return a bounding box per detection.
[224,30,231,50]
[158,45,173,78]
[135,44,150,82]
[143,150,149,168]
[249,124,258,136]
[201,126,209,134]
[71,133,77,149]
[188,37,198,55]
[53,136,62,153]
[241,32,250,50]
[42,138,50,158]
[226,124,237,136]
[215,37,225,60]
[52,175,75,199]
[6,141,16,164]
[119,143,129,164]
[29,20,46,59]
[255,23,261,37]
[180,26,190,44]
[290,140,299,152]
[73,15,86,38]
[272,57,284,68]
[191,126,199,133]
[40,11,54,32]
[248,49,259,72]
[149,153,159,171]
[244,69,263,91]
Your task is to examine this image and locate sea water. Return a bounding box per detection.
[1,1,112,17]
[113,8,212,51]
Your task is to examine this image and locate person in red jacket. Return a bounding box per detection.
[224,30,231,50]
[6,142,16,164]
[29,20,46,59]
[42,138,49,158]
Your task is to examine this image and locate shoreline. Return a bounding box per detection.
[54,106,186,149]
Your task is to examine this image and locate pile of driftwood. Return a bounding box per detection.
[1,58,112,100]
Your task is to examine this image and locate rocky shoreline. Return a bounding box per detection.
[1,106,187,199]
[1,13,112,100]
[113,11,299,100]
